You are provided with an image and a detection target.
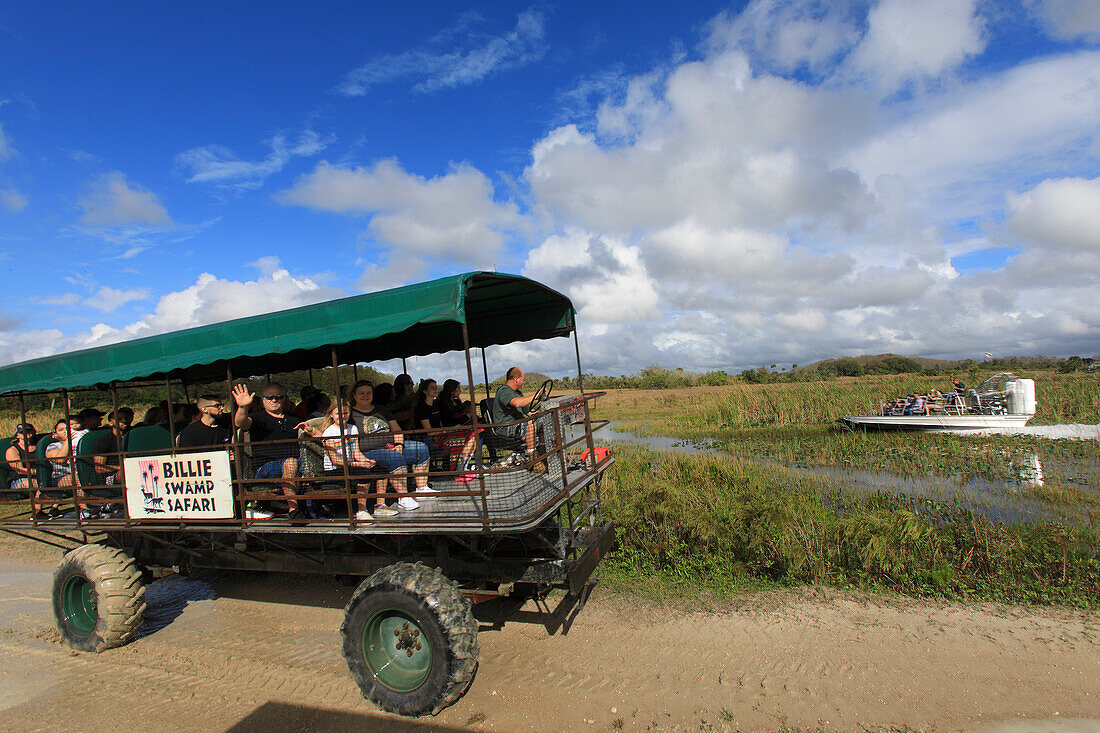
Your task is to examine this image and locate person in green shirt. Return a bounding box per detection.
[491,367,551,472]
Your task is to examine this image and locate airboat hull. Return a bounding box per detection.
[840,414,1033,432]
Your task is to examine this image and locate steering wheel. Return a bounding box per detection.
[529,379,554,413]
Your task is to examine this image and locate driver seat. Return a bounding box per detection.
[477,398,525,463]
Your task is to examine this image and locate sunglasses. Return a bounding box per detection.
[263,394,286,400]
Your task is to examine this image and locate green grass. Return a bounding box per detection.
[601,445,1100,608]
[594,369,1100,428]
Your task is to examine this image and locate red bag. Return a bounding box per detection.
[581,446,611,463]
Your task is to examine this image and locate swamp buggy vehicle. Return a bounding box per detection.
[0,272,615,716]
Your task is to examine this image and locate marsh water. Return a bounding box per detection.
[600,422,1099,525]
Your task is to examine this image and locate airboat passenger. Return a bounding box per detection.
[4,423,38,494]
[176,394,233,449]
[348,380,427,511]
[232,381,306,522]
[317,400,385,522]
[491,367,549,473]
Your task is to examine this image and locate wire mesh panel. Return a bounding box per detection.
[1,392,611,535]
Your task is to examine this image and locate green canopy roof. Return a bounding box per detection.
[0,272,575,395]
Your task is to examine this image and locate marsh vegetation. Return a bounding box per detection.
[592,369,1100,607]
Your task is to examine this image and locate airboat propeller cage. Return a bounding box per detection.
[1006,378,1036,416]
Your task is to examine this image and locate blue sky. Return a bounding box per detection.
[1,1,1098,376]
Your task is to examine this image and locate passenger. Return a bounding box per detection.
[390,373,416,429]
[417,379,479,477]
[903,394,925,416]
[181,402,200,426]
[347,380,428,511]
[373,382,395,407]
[77,407,105,432]
[305,391,331,419]
[232,381,305,522]
[294,385,320,420]
[316,399,385,521]
[84,411,129,517]
[42,419,78,519]
[439,379,474,427]
[491,367,550,473]
[44,419,77,484]
[4,423,38,495]
[138,404,169,429]
[177,394,233,449]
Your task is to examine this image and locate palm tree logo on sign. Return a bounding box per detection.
[137,459,165,513]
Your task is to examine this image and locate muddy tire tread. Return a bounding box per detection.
[341,562,478,716]
[52,543,147,652]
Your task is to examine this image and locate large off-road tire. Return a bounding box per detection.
[341,562,479,717]
[51,544,146,652]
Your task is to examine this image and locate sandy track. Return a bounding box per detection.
[0,557,1097,732]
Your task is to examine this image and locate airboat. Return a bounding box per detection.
[840,372,1037,432]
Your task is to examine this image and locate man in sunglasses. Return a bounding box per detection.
[177,394,233,449]
[232,382,304,522]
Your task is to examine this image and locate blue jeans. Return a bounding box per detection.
[255,457,293,479]
[361,441,430,471]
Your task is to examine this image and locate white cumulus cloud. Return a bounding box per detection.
[845,0,986,90]
[78,172,172,226]
[1027,0,1100,42]
[1007,177,1100,253]
[277,159,520,265]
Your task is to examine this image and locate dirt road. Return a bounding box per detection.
[0,552,1097,732]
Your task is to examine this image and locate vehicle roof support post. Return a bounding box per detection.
[17,392,34,518]
[402,358,407,375]
[330,345,355,525]
[226,364,247,524]
[573,329,597,470]
[308,368,314,387]
[164,378,176,440]
[62,389,78,516]
[461,323,491,530]
[112,382,132,527]
[481,348,491,403]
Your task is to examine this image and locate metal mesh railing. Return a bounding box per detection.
[0,392,611,534]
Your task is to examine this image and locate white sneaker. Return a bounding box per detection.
[245,505,275,520]
[373,504,398,518]
[417,484,440,494]
[354,509,375,522]
[397,496,420,511]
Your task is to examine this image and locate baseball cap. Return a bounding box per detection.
[13,423,35,435]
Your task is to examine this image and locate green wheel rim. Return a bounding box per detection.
[62,575,97,635]
[363,610,432,692]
